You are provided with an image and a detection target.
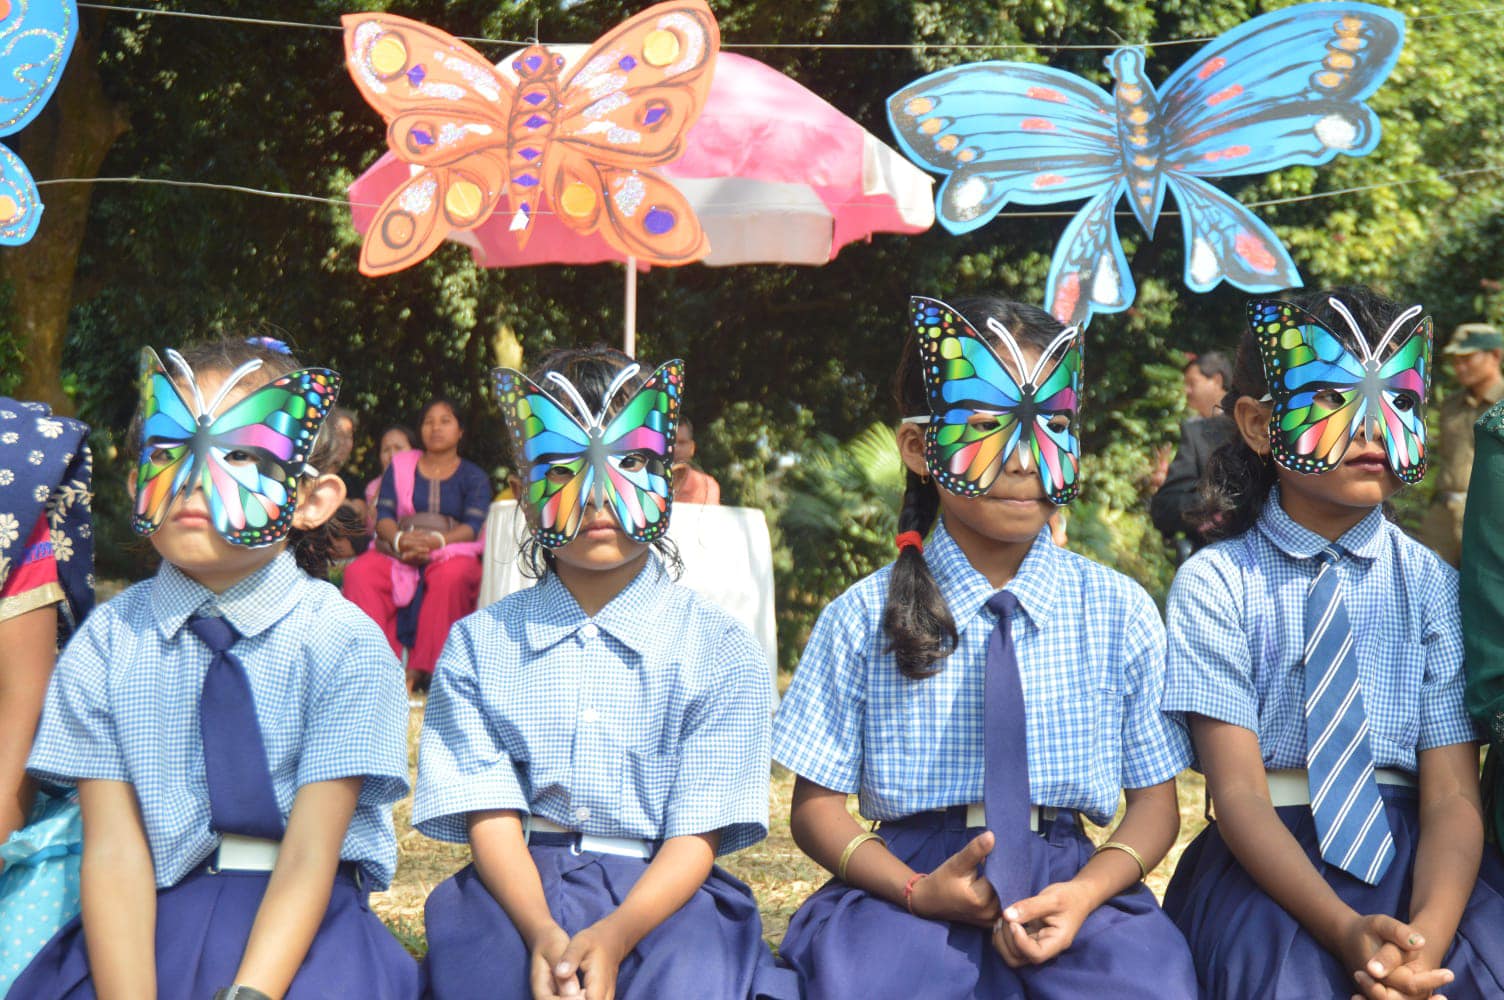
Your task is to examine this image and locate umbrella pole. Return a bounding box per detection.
[623,257,638,357]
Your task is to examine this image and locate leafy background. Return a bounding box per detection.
[4,0,1502,669]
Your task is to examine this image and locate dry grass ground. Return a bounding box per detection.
[371,700,1210,954]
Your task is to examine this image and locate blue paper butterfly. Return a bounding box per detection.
[887,2,1405,328]
[0,0,77,245]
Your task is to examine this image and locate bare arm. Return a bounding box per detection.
[469,810,573,1000]
[78,779,157,1000]
[789,775,999,927]
[0,602,57,841]
[231,777,361,997]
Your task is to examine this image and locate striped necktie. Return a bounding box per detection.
[1303,546,1394,885]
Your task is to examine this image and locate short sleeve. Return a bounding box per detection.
[771,592,869,794]
[1417,561,1476,750]
[27,611,129,785]
[297,608,409,805]
[459,461,491,533]
[412,619,529,843]
[376,465,398,521]
[1162,555,1260,733]
[0,515,62,622]
[663,623,770,854]
[1118,587,1192,788]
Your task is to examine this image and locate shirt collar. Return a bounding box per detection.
[521,554,671,656]
[151,550,306,640]
[927,520,1060,634]
[1256,486,1386,563]
[1474,378,1504,408]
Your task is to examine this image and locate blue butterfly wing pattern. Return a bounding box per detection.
[1166,173,1299,294]
[595,360,683,545]
[132,349,202,536]
[887,61,1121,235]
[1160,4,1405,176]
[1044,182,1134,328]
[493,368,596,548]
[0,0,78,245]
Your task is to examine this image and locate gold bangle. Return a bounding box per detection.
[1094,840,1149,881]
[837,831,885,882]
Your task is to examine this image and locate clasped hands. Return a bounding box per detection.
[528,919,629,1000]
[904,830,1093,968]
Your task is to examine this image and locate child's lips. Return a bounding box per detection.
[1345,454,1388,472]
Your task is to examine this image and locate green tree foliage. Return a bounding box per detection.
[33,1,1504,661]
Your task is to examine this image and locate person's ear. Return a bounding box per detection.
[291,473,347,530]
[897,422,930,478]
[1232,396,1273,456]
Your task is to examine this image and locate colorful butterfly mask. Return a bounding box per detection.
[1251,297,1432,483]
[0,0,77,245]
[887,3,1405,328]
[132,348,342,547]
[494,360,684,548]
[343,0,717,276]
[907,296,1084,505]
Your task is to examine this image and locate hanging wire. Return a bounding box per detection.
[74,1,1504,52]
[35,165,1504,219]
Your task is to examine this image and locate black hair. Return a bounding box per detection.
[1187,350,1233,389]
[418,397,466,436]
[507,343,683,580]
[126,336,347,578]
[884,296,1067,679]
[1193,285,1411,541]
[380,424,418,451]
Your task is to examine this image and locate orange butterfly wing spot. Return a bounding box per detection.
[544,151,707,265]
[360,152,510,276]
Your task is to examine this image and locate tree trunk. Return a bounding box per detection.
[1,12,127,412]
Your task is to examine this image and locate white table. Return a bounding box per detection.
[479,501,779,697]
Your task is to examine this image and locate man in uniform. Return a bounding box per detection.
[1422,323,1504,565]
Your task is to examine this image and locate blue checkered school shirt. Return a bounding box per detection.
[27,552,410,889]
[1163,489,1476,771]
[413,555,771,855]
[772,521,1189,826]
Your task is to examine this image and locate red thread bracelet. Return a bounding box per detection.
[904,871,929,914]
[895,531,924,554]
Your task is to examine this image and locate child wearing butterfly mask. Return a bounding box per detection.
[772,296,1197,1000]
[10,339,419,1000]
[1161,286,1504,999]
[413,346,796,1000]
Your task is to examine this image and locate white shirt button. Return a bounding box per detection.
[581,707,600,724]
[580,623,600,640]
[575,806,591,822]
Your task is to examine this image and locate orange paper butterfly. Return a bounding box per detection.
[343,0,718,276]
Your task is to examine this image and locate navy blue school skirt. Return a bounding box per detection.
[423,834,799,1000]
[779,807,1197,1000]
[1164,784,1504,998]
[7,864,422,999]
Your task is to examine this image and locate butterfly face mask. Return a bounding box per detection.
[494,360,684,549]
[904,296,1084,505]
[132,348,342,547]
[1250,297,1432,483]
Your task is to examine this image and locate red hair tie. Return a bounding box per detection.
[895,531,924,554]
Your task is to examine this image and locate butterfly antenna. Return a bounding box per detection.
[597,363,643,423]
[1328,297,1372,364]
[1370,304,1425,361]
[545,371,602,428]
[984,316,1031,385]
[164,349,209,416]
[204,359,266,417]
[1028,326,1082,385]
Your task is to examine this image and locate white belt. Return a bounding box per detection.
[210,834,280,873]
[527,815,653,860]
[963,802,1060,832]
[1264,767,1416,808]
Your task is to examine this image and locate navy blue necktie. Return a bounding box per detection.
[188,613,284,840]
[983,590,1031,906]
[1303,547,1394,884]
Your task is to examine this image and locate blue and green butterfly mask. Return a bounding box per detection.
[1251,297,1432,483]
[132,348,342,547]
[906,296,1084,505]
[493,360,684,549]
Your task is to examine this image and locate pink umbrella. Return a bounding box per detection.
[349,51,934,352]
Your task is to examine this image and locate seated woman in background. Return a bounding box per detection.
[362,425,418,534]
[343,400,489,694]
